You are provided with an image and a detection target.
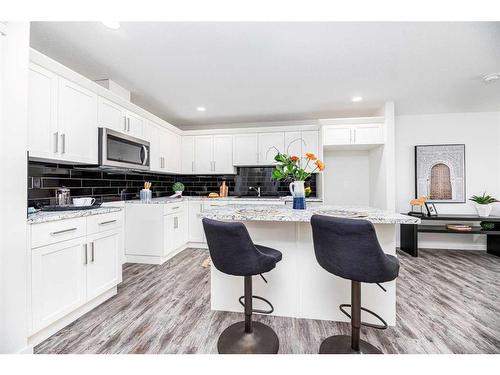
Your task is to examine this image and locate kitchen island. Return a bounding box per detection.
[201,204,420,325]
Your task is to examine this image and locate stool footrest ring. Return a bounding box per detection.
[239,295,274,314]
[339,304,388,330]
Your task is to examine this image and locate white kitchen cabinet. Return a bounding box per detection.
[86,230,120,301]
[258,132,285,165]
[323,123,384,148]
[284,131,302,157]
[164,129,181,173]
[97,96,127,133]
[28,63,59,160]
[143,122,161,171]
[31,237,87,333]
[188,201,205,243]
[233,134,259,165]
[125,110,145,139]
[181,136,195,173]
[213,135,234,173]
[194,135,213,173]
[58,77,98,164]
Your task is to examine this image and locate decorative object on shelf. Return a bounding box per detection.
[469,192,499,217]
[172,182,185,196]
[446,224,472,232]
[415,144,465,203]
[424,202,438,216]
[480,222,495,231]
[140,181,152,203]
[271,141,325,210]
[409,196,427,214]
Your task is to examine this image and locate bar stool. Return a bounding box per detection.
[202,218,282,354]
[310,215,400,354]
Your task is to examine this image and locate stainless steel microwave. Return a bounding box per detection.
[98,128,150,171]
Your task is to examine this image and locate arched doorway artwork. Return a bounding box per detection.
[430,163,452,200]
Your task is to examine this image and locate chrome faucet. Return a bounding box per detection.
[249,186,261,197]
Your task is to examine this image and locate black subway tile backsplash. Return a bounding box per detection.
[27,161,316,208]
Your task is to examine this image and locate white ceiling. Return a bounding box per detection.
[30,22,500,129]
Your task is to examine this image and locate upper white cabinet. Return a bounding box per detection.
[233,134,259,165]
[143,122,181,174]
[164,130,181,173]
[58,78,98,164]
[97,97,144,139]
[182,135,234,174]
[322,122,384,148]
[28,64,98,164]
[284,130,320,172]
[28,64,59,160]
[233,132,285,166]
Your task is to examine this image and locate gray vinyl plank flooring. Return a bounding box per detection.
[34,248,500,354]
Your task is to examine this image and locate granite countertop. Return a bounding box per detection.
[199,204,421,225]
[125,196,323,204]
[27,207,123,224]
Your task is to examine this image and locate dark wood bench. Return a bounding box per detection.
[400,213,500,257]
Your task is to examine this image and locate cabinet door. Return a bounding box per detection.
[181,136,195,173]
[284,131,302,157]
[233,134,259,165]
[143,122,161,172]
[31,238,86,332]
[97,97,127,133]
[301,130,320,173]
[86,230,120,301]
[258,132,284,165]
[164,129,180,173]
[213,135,234,173]
[194,135,214,173]
[125,110,144,139]
[353,123,384,145]
[163,214,175,256]
[157,127,169,171]
[58,78,98,164]
[172,133,182,173]
[323,126,352,145]
[188,202,205,243]
[28,64,59,159]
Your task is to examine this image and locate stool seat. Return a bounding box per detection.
[255,245,283,262]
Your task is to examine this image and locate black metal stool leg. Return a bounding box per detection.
[217,276,279,354]
[319,281,383,354]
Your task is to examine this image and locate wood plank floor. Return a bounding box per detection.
[35,248,500,354]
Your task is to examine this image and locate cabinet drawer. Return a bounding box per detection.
[31,217,86,249]
[87,211,123,235]
[163,202,186,215]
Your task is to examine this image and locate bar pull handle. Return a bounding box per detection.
[91,242,95,262]
[53,132,59,153]
[99,219,117,226]
[127,117,131,132]
[173,216,178,229]
[84,244,88,265]
[123,116,127,131]
[61,133,66,154]
[50,227,77,236]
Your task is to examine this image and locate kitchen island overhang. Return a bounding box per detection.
[200,205,420,326]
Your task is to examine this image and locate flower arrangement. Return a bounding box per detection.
[271,151,325,182]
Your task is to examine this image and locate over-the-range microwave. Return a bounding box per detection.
[98,128,150,171]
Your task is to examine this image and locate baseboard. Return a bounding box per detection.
[28,286,117,347]
[125,243,192,265]
[186,241,208,249]
[18,345,34,354]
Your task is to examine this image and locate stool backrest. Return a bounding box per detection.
[202,218,275,276]
[310,215,394,282]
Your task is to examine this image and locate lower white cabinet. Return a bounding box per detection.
[188,201,205,243]
[29,212,123,340]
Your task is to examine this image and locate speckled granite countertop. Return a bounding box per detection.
[200,204,421,225]
[125,196,323,204]
[27,207,123,224]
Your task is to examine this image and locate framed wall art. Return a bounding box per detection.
[415,144,466,203]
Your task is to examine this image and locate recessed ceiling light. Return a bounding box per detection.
[196,106,206,112]
[351,96,363,102]
[483,73,500,84]
[102,21,120,30]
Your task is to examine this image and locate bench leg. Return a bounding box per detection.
[400,224,418,257]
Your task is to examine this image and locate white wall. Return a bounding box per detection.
[395,112,500,250]
[0,22,30,353]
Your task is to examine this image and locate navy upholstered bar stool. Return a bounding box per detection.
[310,215,400,354]
[202,218,282,354]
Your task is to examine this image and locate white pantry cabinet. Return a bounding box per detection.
[97,96,144,139]
[29,211,123,339]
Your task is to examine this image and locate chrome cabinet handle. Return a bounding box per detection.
[99,219,117,226]
[50,227,77,236]
[127,118,131,132]
[353,129,356,144]
[54,132,59,153]
[123,116,127,131]
[91,242,95,262]
[192,161,194,172]
[84,244,88,265]
[61,134,66,154]
[171,206,180,210]
[173,216,178,229]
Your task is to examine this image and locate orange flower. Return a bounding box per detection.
[315,159,325,171]
[290,155,299,162]
[305,153,317,161]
